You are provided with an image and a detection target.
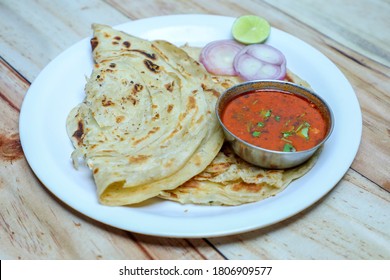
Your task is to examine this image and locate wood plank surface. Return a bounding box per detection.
[0,0,129,82]
[209,170,390,259]
[0,0,389,260]
[264,0,390,67]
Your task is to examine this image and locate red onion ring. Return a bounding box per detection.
[199,40,244,75]
[233,44,286,81]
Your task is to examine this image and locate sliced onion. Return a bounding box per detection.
[199,40,244,75]
[233,44,286,81]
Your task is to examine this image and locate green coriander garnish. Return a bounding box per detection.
[260,109,272,119]
[252,131,261,137]
[301,127,309,139]
[282,131,293,138]
[257,122,265,127]
[295,123,304,133]
[283,143,296,152]
[297,122,310,139]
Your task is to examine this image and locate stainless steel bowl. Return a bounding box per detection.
[216,80,334,169]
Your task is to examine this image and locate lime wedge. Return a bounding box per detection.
[232,15,271,44]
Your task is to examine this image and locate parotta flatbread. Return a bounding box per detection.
[66,24,226,205]
[159,144,320,206]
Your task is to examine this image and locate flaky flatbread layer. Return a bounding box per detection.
[66,24,226,205]
[159,144,320,206]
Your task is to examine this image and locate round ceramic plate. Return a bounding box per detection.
[19,15,362,238]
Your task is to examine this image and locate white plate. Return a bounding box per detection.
[19,15,362,238]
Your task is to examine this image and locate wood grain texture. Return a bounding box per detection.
[264,0,390,68]
[0,0,129,82]
[0,0,389,260]
[208,170,390,259]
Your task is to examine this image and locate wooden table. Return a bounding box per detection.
[1,0,389,260]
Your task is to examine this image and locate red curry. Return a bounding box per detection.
[221,90,327,152]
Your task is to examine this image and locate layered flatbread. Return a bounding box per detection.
[159,144,320,206]
[66,24,225,205]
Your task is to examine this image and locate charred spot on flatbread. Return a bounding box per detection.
[131,49,156,60]
[143,59,160,73]
[72,120,84,146]
[91,37,98,51]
